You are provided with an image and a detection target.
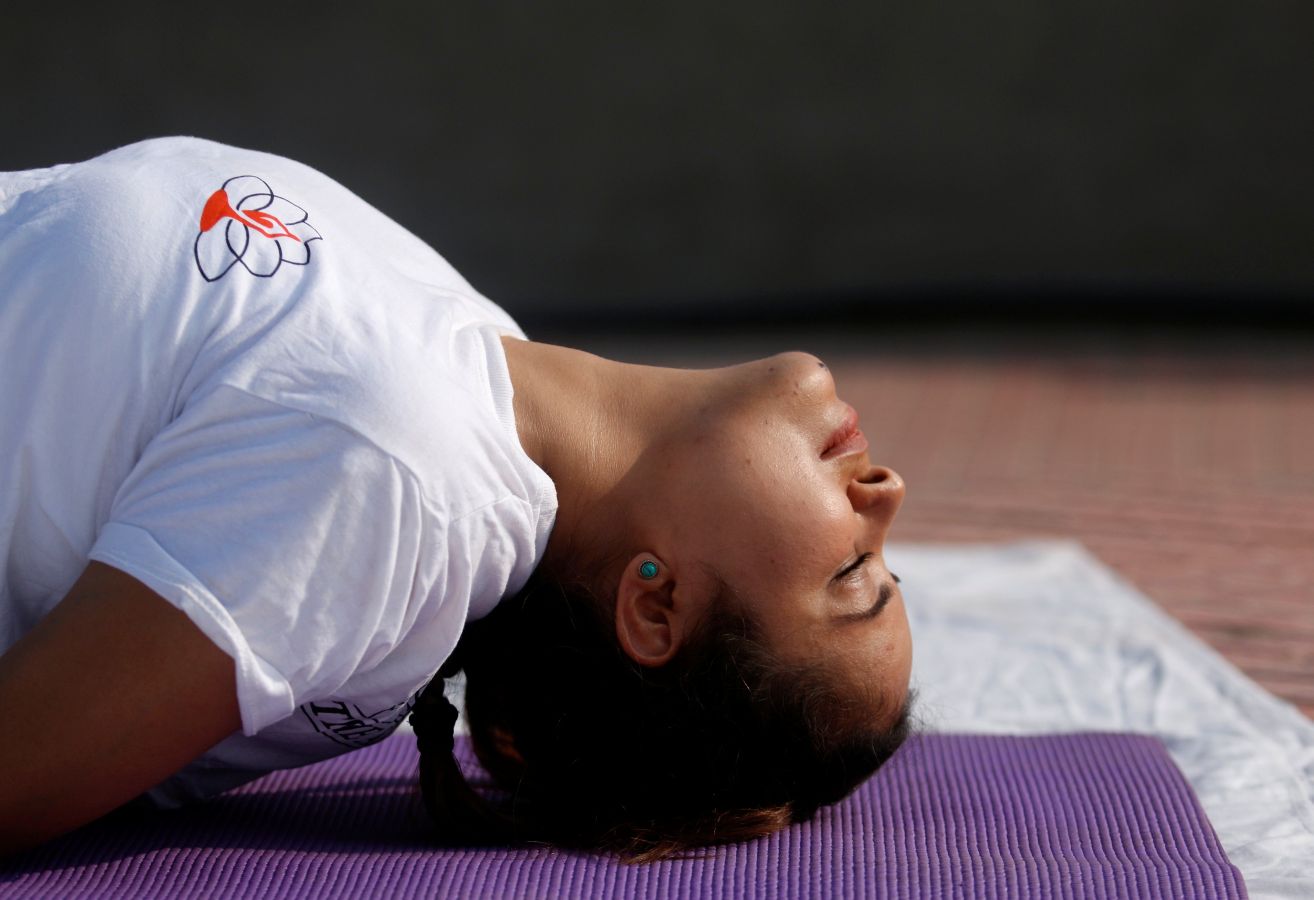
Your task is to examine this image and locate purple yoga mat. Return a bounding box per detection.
[1,732,1246,899]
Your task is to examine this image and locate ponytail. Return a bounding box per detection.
[408,653,524,846]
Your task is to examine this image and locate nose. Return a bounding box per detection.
[848,464,906,519]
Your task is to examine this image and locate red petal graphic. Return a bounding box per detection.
[243,208,301,242]
[199,188,235,233]
[198,188,301,242]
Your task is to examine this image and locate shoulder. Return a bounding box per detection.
[85,136,326,183]
[10,136,345,235]
[0,137,332,276]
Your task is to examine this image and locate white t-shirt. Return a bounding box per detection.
[0,136,558,806]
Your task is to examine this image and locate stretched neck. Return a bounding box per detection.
[499,337,699,577]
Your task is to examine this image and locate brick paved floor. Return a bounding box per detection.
[565,323,1314,719]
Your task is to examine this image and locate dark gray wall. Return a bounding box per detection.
[4,3,1311,323]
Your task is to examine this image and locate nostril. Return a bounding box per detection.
[858,465,899,485]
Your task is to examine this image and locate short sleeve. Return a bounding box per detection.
[89,385,438,736]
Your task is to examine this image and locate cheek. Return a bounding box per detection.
[676,409,847,582]
[728,461,850,581]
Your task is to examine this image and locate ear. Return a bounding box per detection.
[614,554,684,668]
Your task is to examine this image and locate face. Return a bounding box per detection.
[652,351,913,723]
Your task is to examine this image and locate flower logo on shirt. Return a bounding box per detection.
[194,175,322,281]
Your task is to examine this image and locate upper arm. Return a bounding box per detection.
[0,562,241,856]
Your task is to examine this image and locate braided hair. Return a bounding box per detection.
[408,575,915,863]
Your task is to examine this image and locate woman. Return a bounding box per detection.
[0,137,914,862]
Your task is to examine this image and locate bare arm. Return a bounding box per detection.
[0,561,241,856]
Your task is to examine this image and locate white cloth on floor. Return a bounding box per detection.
[888,538,1314,900]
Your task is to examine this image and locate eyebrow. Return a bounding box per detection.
[833,579,894,623]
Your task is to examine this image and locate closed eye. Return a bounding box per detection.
[836,552,874,584]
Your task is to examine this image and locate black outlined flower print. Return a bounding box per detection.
[194,175,321,281]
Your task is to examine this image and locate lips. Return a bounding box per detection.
[822,404,868,460]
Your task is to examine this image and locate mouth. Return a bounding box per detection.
[821,403,868,460]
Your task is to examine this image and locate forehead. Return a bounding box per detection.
[757,588,912,694]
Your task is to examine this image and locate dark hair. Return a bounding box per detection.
[409,575,916,864]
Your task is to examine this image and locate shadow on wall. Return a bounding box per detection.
[3,2,1312,324]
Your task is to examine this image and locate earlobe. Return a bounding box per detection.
[614,555,681,668]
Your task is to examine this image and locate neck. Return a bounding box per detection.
[499,337,698,577]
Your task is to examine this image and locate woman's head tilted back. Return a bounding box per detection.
[410,343,916,862]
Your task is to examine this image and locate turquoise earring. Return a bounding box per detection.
[639,560,659,580]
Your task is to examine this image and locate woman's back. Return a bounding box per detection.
[0,137,556,806]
